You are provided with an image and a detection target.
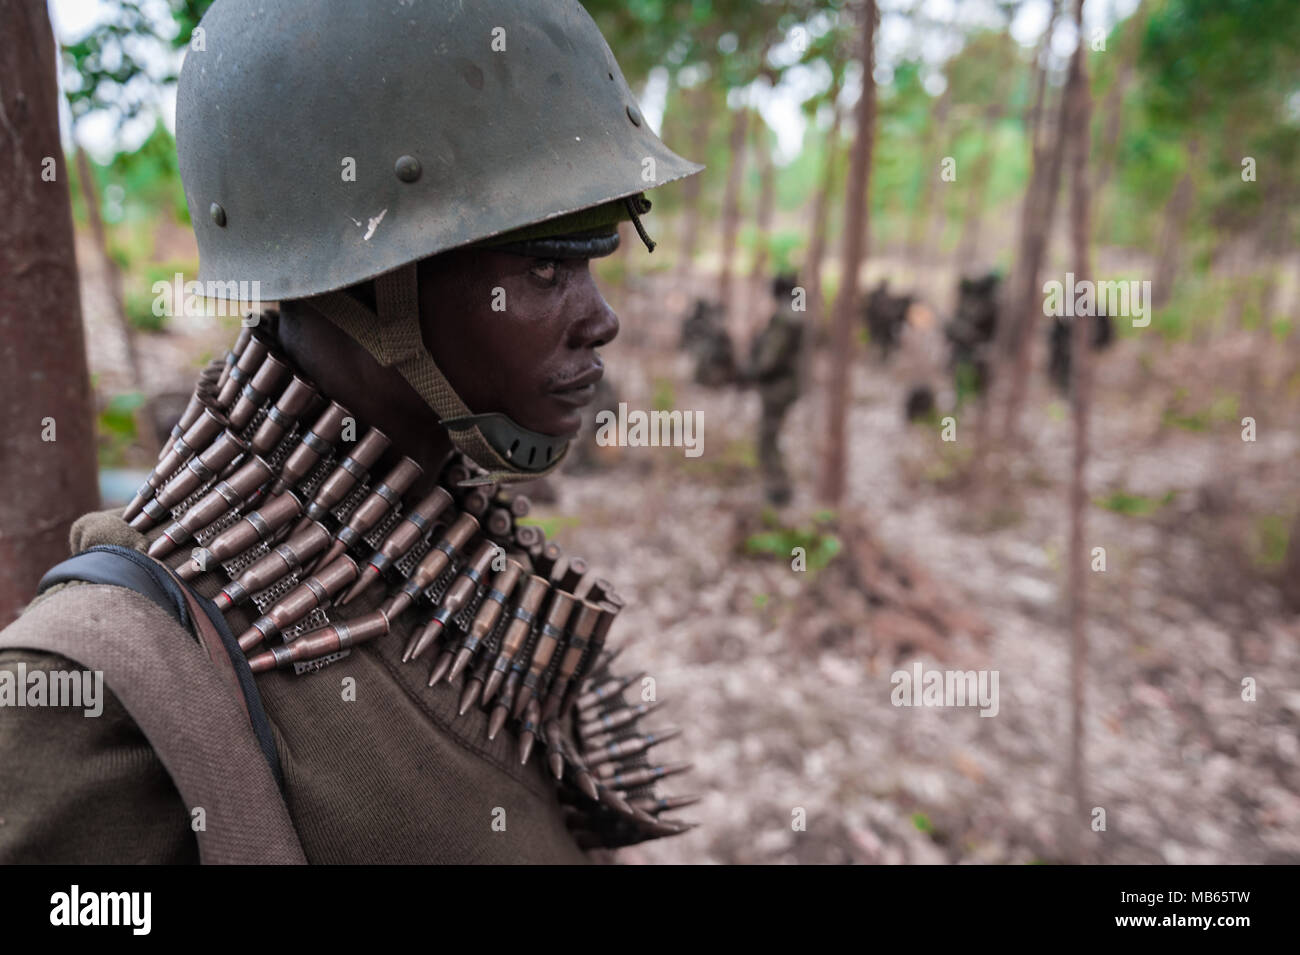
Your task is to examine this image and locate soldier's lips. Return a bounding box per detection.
[548,364,603,406]
[548,383,597,406]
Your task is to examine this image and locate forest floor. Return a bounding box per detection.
[541,271,1300,865]
[80,250,1300,865]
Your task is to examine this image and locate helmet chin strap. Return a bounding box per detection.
[303,263,570,484]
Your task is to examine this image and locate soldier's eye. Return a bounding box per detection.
[529,260,558,284]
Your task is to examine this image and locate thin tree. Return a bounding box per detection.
[804,78,845,330]
[1063,0,1094,864]
[819,0,877,506]
[675,86,712,282]
[0,0,101,624]
[74,143,149,407]
[999,9,1073,444]
[749,113,777,292]
[717,105,751,328]
[906,86,950,272]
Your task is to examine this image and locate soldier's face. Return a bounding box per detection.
[417,248,619,437]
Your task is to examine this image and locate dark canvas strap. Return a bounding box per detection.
[40,545,194,632]
[37,545,283,788]
[4,555,306,864]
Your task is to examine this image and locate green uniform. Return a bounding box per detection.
[0,510,586,864]
[750,305,805,505]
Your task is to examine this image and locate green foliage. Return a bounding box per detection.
[952,361,980,409]
[1134,0,1300,255]
[1161,390,1239,432]
[124,286,167,333]
[1095,490,1177,517]
[62,1,215,132]
[743,508,841,572]
[516,515,582,538]
[97,391,145,468]
[651,377,677,412]
[110,121,188,223]
[1248,514,1292,568]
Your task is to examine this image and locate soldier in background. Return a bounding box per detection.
[945,272,1002,398]
[863,279,914,363]
[1048,309,1115,394]
[680,298,737,387]
[746,274,805,506]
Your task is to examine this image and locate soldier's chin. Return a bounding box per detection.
[521,399,583,440]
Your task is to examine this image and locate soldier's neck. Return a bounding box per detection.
[273,301,457,490]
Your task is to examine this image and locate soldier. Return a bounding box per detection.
[863,279,914,363]
[1048,310,1115,394]
[680,298,737,386]
[945,272,1002,399]
[746,274,806,506]
[0,0,700,863]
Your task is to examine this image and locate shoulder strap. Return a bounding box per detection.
[40,545,195,631]
[37,545,284,788]
[3,550,306,865]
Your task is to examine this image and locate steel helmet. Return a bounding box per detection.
[176,0,702,480]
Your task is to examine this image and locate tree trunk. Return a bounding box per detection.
[75,146,145,387]
[749,118,776,283]
[744,116,777,344]
[1063,0,1093,864]
[717,106,750,331]
[954,104,1003,272]
[819,1,877,506]
[1093,1,1147,193]
[999,0,1058,361]
[907,88,949,272]
[0,0,101,624]
[999,73,1071,443]
[1024,0,1059,155]
[1151,137,1198,310]
[675,88,711,282]
[805,89,845,331]
[75,142,157,455]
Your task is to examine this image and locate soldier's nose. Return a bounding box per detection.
[568,281,619,349]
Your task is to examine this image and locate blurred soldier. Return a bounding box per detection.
[863,279,914,362]
[680,298,736,386]
[1048,310,1115,394]
[0,0,699,863]
[945,272,1002,398]
[904,384,936,421]
[747,274,805,506]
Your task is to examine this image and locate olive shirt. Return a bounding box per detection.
[0,510,588,864]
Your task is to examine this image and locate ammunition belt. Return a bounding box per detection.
[120,316,693,850]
